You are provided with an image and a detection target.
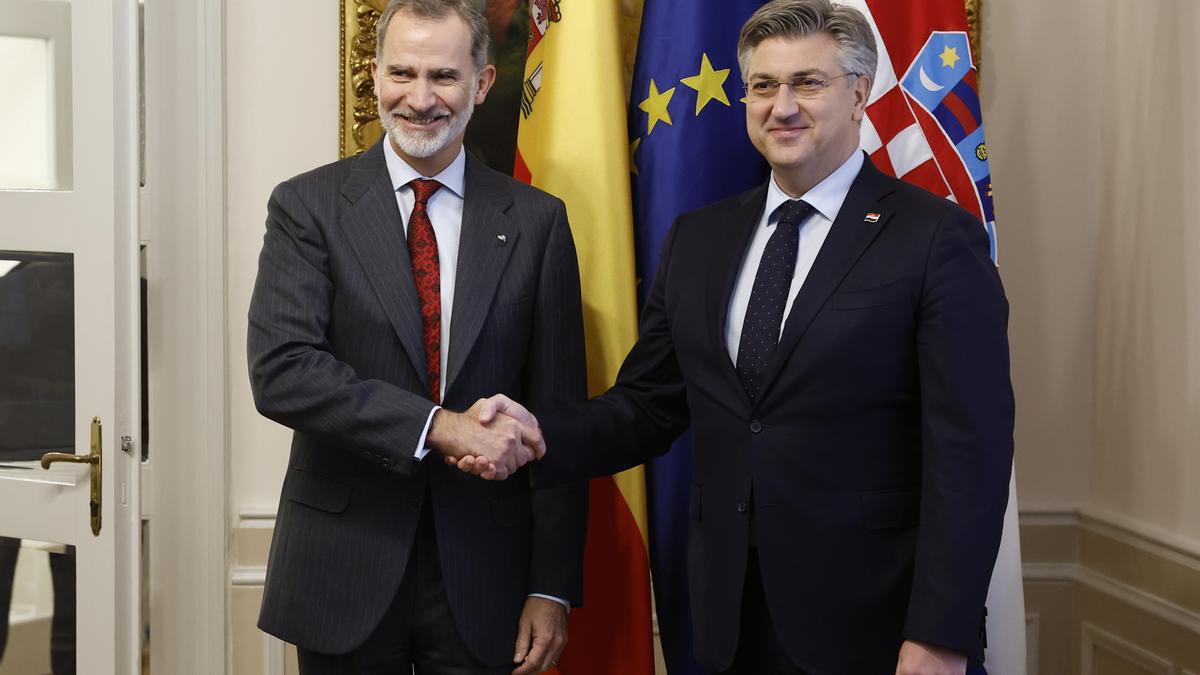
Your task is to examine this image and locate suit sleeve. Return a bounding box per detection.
[537,217,691,487]
[247,180,435,476]
[902,208,1015,660]
[523,201,589,604]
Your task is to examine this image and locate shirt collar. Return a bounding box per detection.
[765,150,865,224]
[383,138,467,199]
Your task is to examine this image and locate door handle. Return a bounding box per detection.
[40,417,103,536]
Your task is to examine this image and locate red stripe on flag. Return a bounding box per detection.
[865,0,971,72]
[514,149,532,184]
[870,147,897,178]
[912,105,985,222]
[866,86,916,146]
[556,476,655,675]
[898,159,950,197]
[941,90,979,138]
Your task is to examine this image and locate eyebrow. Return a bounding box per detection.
[384,64,462,79]
[747,68,830,80]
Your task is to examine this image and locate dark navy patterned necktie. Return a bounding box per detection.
[735,199,814,403]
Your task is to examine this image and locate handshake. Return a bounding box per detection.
[428,394,541,480]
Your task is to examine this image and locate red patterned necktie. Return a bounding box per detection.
[407,178,443,404]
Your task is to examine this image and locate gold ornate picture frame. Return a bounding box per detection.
[339,0,386,159]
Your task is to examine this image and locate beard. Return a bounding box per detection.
[378,86,476,160]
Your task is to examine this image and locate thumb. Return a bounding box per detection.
[477,395,510,424]
[514,614,533,663]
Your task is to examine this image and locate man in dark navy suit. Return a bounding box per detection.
[462,1,1013,674]
[247,1,586,673]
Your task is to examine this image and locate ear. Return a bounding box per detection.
[474,64,497,104]
[371,58,380,97]
[851,74,871,121]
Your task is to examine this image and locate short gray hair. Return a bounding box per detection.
[375,0,490,72]
[737,0,877,86]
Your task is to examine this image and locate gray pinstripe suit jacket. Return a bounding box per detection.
[247,140,588,665]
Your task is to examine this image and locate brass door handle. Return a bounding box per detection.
[40,417,103,536]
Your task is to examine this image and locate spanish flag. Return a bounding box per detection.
[514,2,655,674]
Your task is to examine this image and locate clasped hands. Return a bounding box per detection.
[428,395,540,480]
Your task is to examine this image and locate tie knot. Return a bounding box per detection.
[775,199,814,228]
[409,178,442,205]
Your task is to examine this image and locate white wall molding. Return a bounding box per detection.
[1021,504,1200,566]
[231,566,267,587]
[1024,561,1200,635]
[1080,622,1175,675]
[263,633,286,675]
[1024,613,1040,675]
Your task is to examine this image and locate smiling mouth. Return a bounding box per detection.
[397,112,449,128]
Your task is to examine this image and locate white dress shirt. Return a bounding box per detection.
[383,140,465,461]
[384,140,568,610]
[725,150,865,363]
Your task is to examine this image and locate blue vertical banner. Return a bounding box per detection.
[627,2,768,673]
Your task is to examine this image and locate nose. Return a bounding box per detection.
[770,84,800,118]
[406,77,438,111]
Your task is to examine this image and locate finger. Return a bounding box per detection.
[515,443,536,468]
[444,454,458,466]
[519,425,547,460]
[523,633,552,674]
[456,456,478,473]
[514,615,533,665]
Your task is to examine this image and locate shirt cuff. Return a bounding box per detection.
[528,593,570,611]
[413,406,441,460]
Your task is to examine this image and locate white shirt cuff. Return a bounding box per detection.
[413,406,440,460]
[528,593,570,611]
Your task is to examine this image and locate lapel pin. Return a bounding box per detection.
[496,234,507,243]
[864,212,881,223]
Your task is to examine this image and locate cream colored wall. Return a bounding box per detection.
[226,0,339,516]
[1087,1,1200,542]
[985,0,1200,542]
[982,0,1105,508]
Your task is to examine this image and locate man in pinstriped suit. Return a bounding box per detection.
[247,1,586,672]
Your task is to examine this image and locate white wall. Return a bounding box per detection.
[226,1,338,516]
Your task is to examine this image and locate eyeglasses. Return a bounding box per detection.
[742,73,861,100]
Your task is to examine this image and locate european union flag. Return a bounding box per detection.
[628,2,768,673]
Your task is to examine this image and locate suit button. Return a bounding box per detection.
[408,499,421,512]
[737,502,748,513]
[749,420,762,433]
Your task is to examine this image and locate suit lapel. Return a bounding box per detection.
[705,183,768,410]
[444,156,518,398]
[338,141,429,387]
[755,158,897,404]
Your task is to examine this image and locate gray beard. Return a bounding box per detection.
[378,91,475,160]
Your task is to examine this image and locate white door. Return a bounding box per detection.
[0,0,140,673]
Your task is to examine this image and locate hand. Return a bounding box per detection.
[895,640,967,675]
[512,597,568,674]
[443,395,544,480]
[427,398,544,480]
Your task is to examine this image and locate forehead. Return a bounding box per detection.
[378,11,474,66]
[747,32,842,76]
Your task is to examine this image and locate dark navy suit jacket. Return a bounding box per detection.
[248,141,588,665]
[540,155,1013,674]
